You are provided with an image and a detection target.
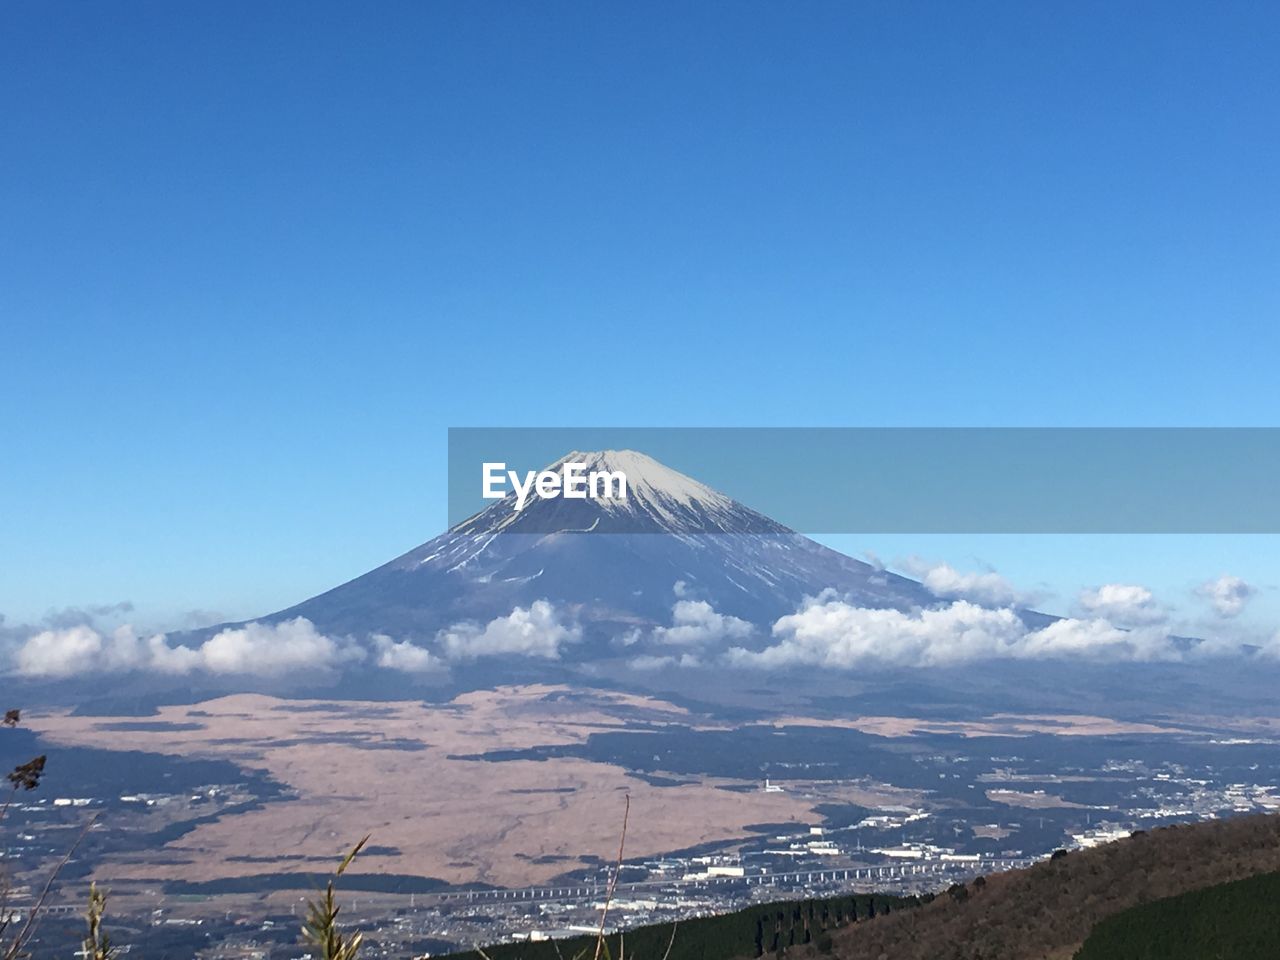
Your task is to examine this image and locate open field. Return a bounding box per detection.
[25,686,903,887]
[23,687,1267,893]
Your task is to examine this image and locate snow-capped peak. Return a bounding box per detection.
[451,448,790,536]
[551,449,735,513]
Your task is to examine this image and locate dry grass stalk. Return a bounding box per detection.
[302,835,371,960]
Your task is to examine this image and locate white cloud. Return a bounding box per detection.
[196,619,362,676]
[1077,583,1166,626]
[373,635,445,673]
[652,599,752,647]
[726,594,1185,671]
[437,601,580,661]
[11,618,361,678]
[15,624,195,678]
[616,627,644,648]
[1196,575,1255,619]
[903,557,1023,607]
[8,604,581,679]
[628,653,702,671]
[730,596,1026,670]
[16,625,125,678]
[1017,618,1180,662]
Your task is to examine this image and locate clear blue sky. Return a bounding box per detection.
[3,2,1278,629]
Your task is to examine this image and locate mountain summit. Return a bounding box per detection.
[251,449,935,642]
[462,449,790,536]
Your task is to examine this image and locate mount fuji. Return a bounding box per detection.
[221,450,1039,653]
[41,449,1273,717]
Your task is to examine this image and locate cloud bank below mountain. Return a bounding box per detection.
[3,601,581,680]
[5,579,1277,683]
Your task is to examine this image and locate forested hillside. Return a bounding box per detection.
[1073,870,1280,960]
[826,812,1280,960]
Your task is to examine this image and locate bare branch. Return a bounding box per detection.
[4,815,97,960]
[659,920,680,960]
[592,794,630,960]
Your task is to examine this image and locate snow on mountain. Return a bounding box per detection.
[455,449,786,539]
